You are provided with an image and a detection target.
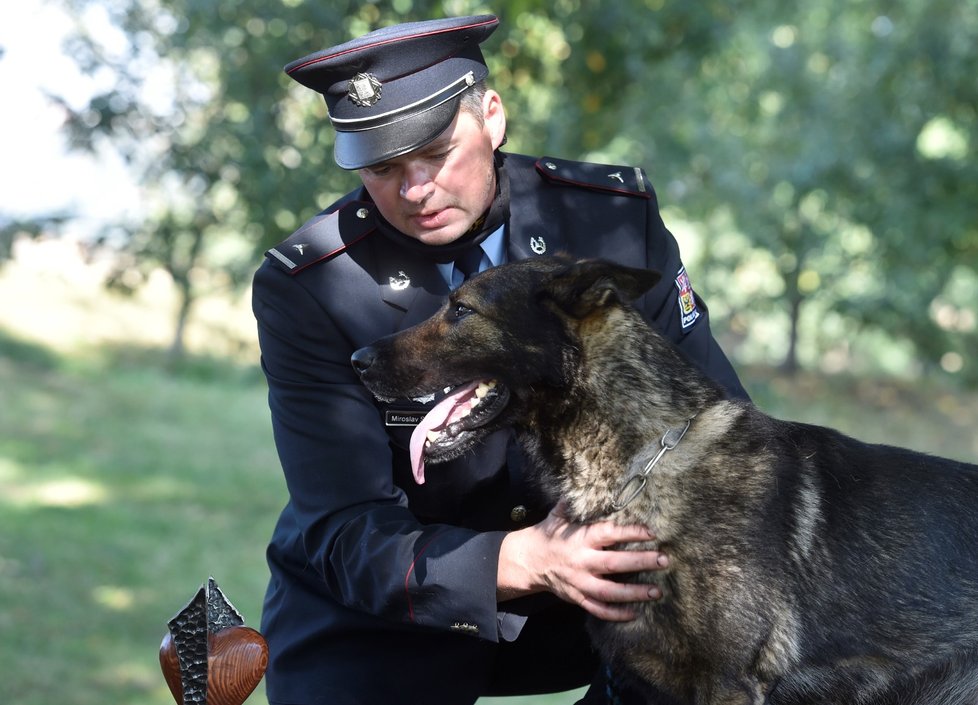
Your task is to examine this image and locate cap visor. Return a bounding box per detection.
[333,98,460,170]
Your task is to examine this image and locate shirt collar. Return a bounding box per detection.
[436,224,507,288]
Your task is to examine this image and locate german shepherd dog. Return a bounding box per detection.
[351,256,978,705]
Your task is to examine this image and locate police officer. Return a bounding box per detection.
[253,14,748,705]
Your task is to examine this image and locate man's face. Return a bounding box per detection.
[358,91,507,246]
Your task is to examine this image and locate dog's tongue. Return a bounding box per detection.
[409,381,481,485]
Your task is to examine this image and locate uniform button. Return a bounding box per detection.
[510,505,528,523]
[356,207,370,219]
[544,161,557,170]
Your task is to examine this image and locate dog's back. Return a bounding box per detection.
[656,410,978,704]
[475,258,978,705]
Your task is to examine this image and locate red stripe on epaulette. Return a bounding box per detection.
[265,202,378,275]
[288,230,373,275]
[535,158,652,199]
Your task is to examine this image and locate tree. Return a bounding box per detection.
[50,0,978,383]
[51,0,745,360]
[54,0,364,360]
[623,0,978,380]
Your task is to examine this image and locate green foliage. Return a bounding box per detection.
[50,0,978,381]
[667,0,978,378]
[0,215,71,265]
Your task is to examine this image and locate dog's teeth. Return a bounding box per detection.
[475,380,498,399]
[426,430,441,443]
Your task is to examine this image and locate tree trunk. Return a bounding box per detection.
[782,267,803,375]
[167,279,194,367]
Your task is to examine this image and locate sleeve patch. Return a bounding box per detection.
[675,267,701,330]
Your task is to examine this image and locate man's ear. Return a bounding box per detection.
[483,90,506,150]
[541,258,661,318]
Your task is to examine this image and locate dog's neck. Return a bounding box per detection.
[520,306,726,522]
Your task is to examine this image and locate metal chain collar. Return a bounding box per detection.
[610,418,693,512]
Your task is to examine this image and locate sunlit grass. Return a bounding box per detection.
[0,336,281,705]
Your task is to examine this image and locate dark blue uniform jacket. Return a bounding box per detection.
[252,152,747,705]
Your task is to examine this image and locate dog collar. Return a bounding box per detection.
[610,418,694,512]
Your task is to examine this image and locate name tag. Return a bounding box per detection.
[385,410,426,427]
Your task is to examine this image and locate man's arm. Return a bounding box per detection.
[254,259,508,639]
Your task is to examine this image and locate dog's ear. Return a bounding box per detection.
[542,259,662,318]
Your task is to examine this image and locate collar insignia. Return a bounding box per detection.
[348,72,382,107]
[530,236,547,255]
[389,270,411,291]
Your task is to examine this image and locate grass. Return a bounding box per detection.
[1,240,976,705]
[0,333,283,705]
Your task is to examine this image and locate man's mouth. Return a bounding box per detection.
[410,207,452,229]
[408,379,510,484]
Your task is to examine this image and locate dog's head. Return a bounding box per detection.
[351,255,660,483]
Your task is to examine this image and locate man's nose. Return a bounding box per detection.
[399,164,434,203]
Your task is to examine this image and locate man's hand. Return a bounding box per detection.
[497,502,669,621]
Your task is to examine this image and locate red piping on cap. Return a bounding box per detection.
[287,17,498,74]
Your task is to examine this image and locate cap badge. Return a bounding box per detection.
[348,72,382,107]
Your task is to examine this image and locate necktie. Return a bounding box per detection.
[451,247,486,288]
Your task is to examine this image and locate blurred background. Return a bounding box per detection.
[1,1,976,703]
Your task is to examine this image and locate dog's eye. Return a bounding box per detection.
[453,303,473,319]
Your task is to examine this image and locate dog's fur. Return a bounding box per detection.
[352,256,978,705]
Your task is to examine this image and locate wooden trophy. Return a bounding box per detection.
[159,578,268,705]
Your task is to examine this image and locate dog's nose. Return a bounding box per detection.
[351,346,377,376]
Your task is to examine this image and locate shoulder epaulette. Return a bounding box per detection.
[534,157,652,199]
[265,201,378,275]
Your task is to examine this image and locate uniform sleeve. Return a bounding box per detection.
[252,260,509,642]
[639,183,750,401]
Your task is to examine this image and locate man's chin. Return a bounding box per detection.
[405,226,469,246]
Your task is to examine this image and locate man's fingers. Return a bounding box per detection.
[530,510,670,616]
[584,530,670,574]
[575,575,663,607]
[580,598,639,622]
[594,548,669,574]
[588,520,656,546]
[575,579,664,621]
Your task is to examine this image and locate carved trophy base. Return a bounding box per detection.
[159,578,268,705]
